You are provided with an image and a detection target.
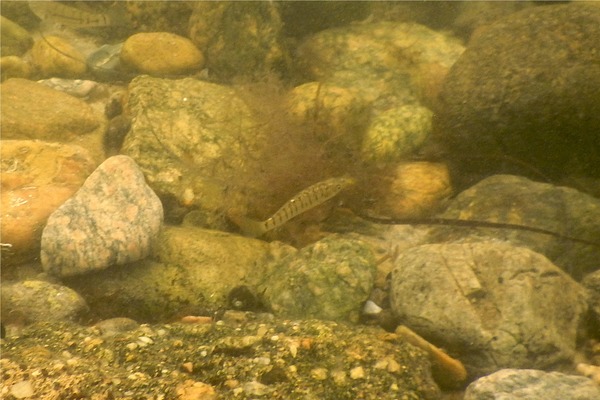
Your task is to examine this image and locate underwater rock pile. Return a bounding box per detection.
[1,2,600,398]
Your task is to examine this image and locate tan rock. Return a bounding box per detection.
[0,16,33,57]
[1,56,33,82]
[1,78,106,160]
[1,140,96,266]
[30,35,87,77]
[121,32,204,75]
[376,162,453,218]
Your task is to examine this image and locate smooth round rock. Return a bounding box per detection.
[121,32,204,75]
[30,35,86,77]
[41,155,163,277]
[1,78,104,142]
[372,161,452,218]
[1,280,89,324]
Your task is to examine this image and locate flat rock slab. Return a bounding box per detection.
[429,174,600,278]
[41,155,163,277]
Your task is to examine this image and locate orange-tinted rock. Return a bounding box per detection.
[30,35,86,77]
[1,140,96,266]
[376,162,452,218]
[121,32,204,75]
[1,78,104,141]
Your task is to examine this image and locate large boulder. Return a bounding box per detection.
[434,3,600,184]
[390,241,588,379]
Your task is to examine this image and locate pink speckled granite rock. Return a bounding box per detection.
[41,155,163,277]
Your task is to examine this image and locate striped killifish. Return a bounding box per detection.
[229,176,356,237]
[28,1,126,29]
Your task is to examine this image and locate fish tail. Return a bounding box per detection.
[227,210,266,238]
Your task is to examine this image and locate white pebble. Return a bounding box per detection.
[10,381,34,398]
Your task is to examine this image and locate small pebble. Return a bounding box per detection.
[95,317,139,336]
[10,380,34,398]
[242,380,272,396]
[181,362,193,373]
[37,78,98,97]
[311,368,328,381]
[350,366,366,379]
[362,300,383,316]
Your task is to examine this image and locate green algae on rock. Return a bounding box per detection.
[361,105,433,163]
[1,280,89,325]
[261,235,377,322]
[121,75,261,228]
[64,226,294,322]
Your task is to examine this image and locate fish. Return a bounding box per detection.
[28,1,126,29]
[229,176,356,237]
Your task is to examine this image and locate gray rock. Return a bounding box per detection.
[435,3,600,183]
[41,155,163,277]
[262,235,377,321]
[464,369,600,400]
[1,280,88,325]
[390,241,588,379]
[429,174,600,279]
